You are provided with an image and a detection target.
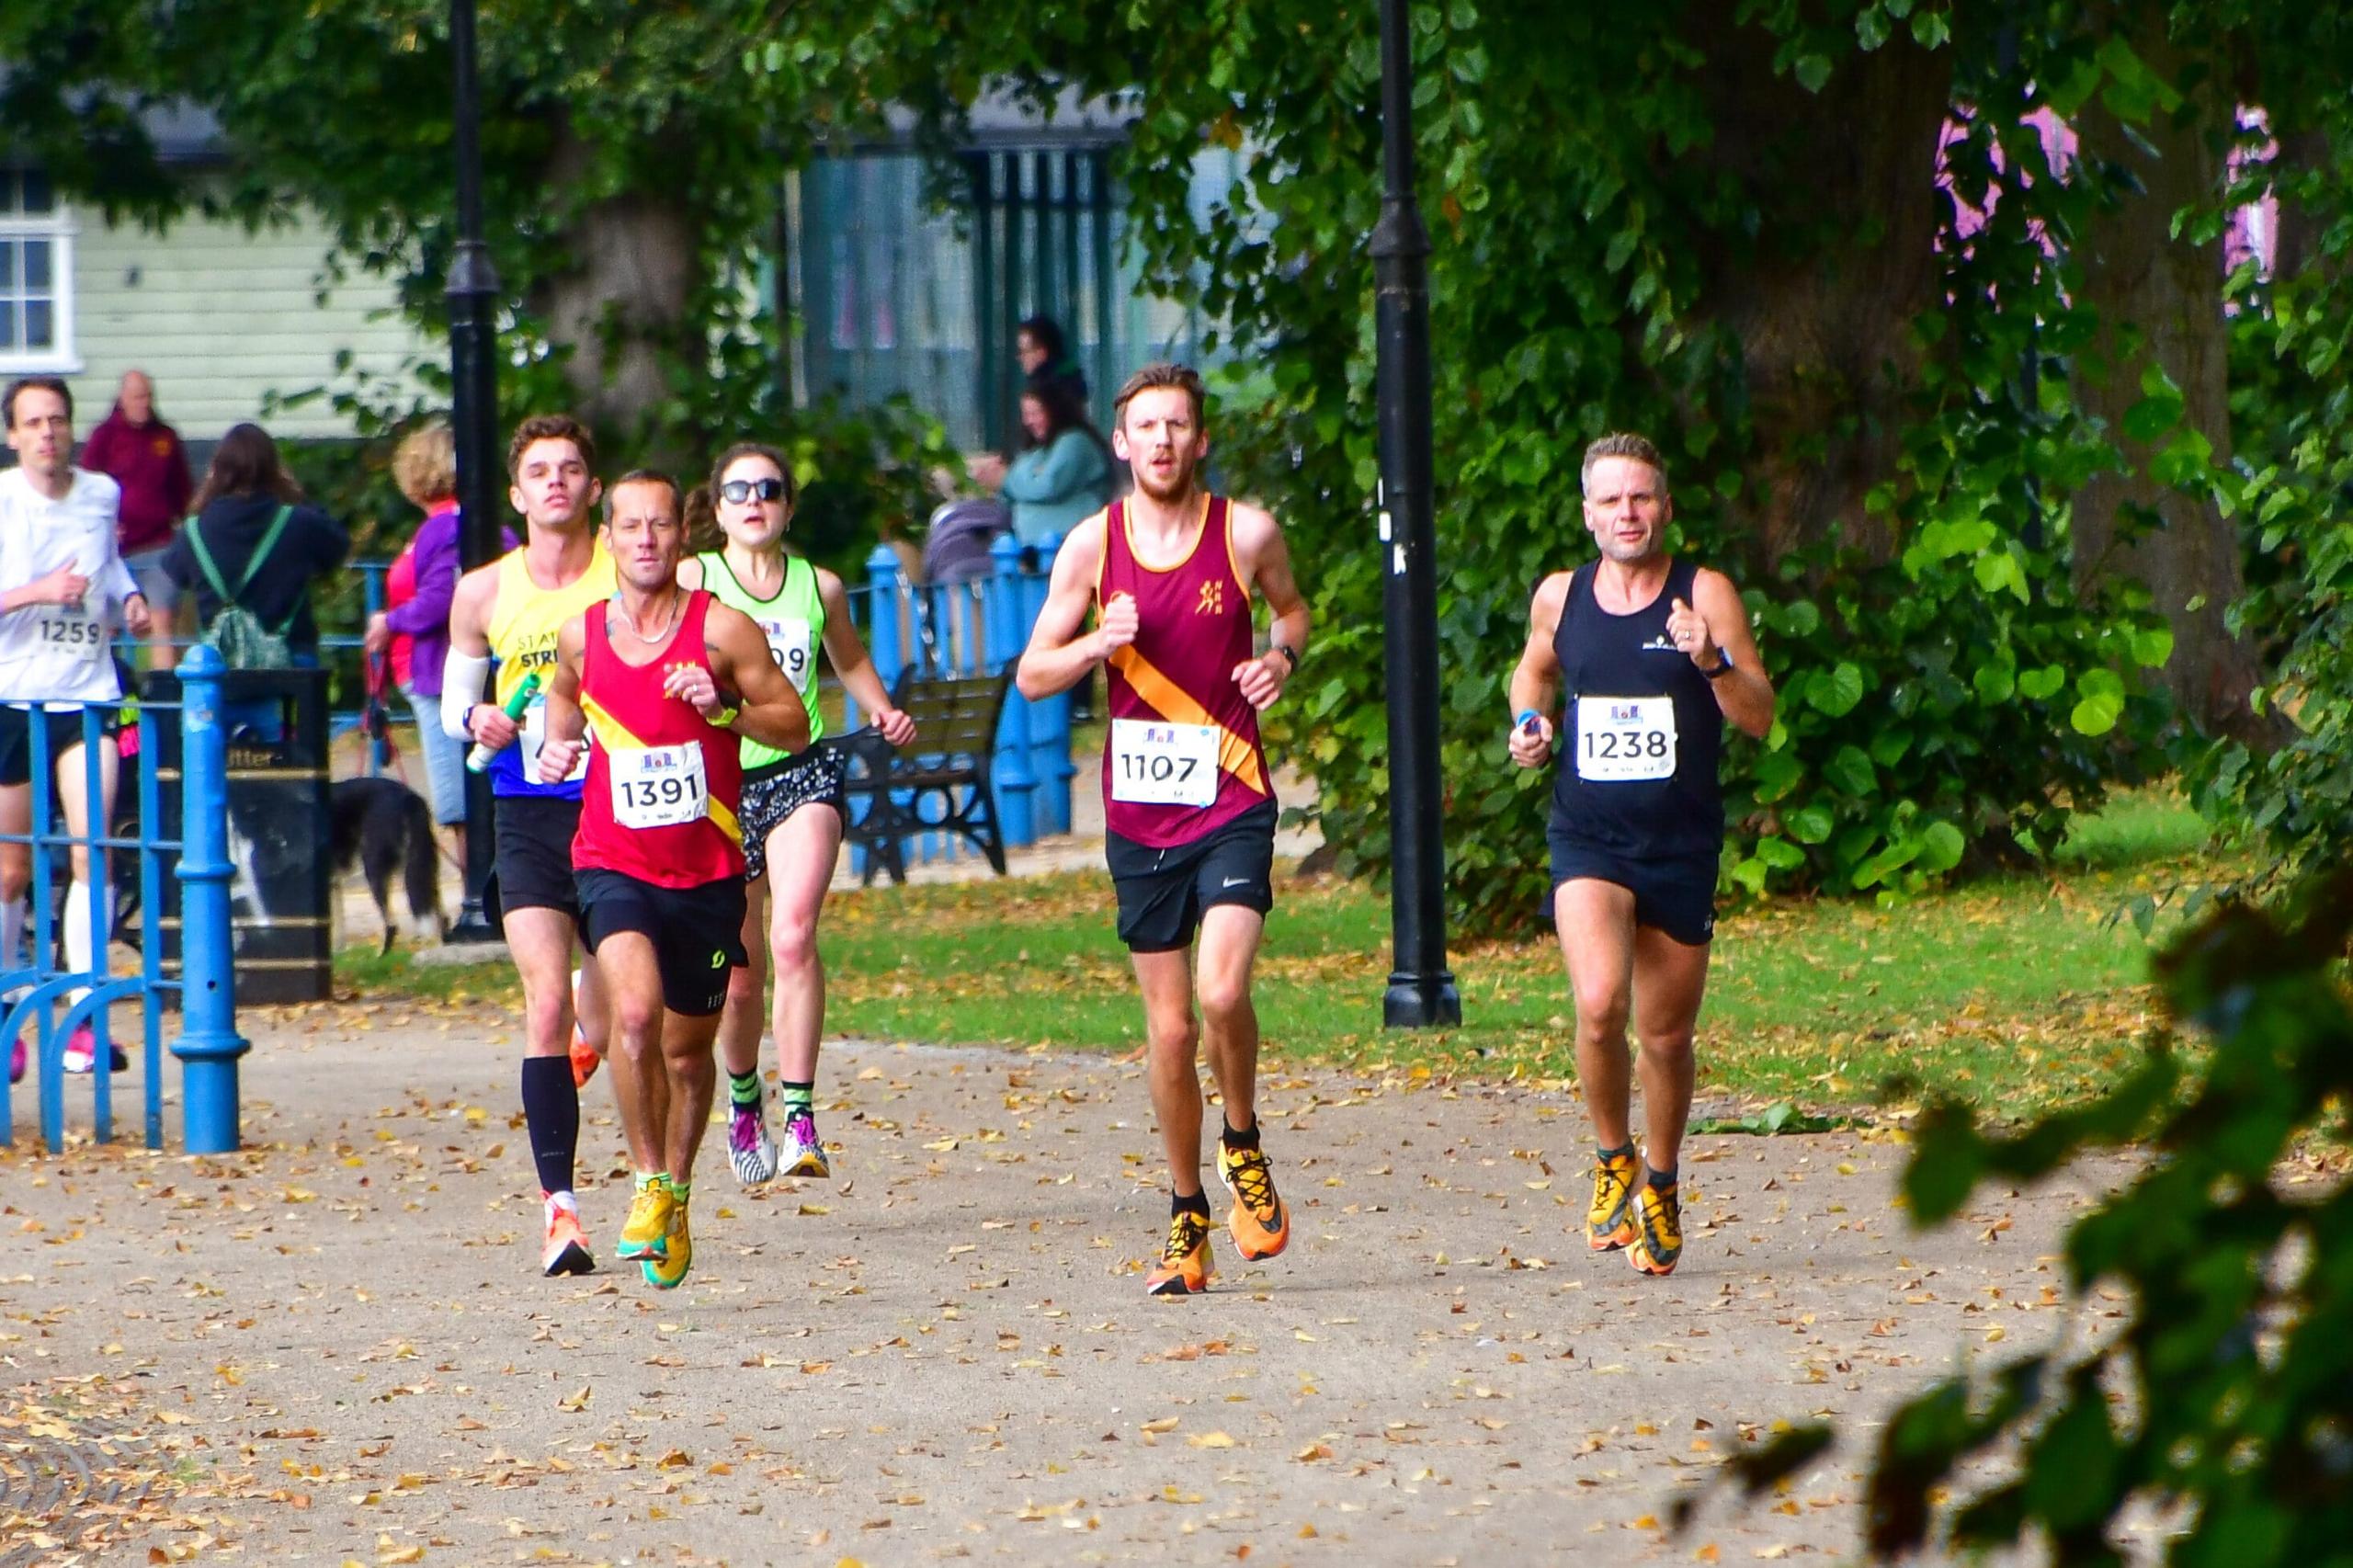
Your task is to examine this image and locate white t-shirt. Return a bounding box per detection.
[0,466,139,708]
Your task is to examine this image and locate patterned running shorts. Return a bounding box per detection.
[739,744,847,881]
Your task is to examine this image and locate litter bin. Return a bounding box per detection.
[142,667,333,1003]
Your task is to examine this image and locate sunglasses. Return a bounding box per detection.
[720,477,789,504]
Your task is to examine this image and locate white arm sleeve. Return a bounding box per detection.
[441,650,491,740]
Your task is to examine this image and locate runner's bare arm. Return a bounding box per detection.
[1506,574,1571,767]
[676,556,707,593]
[441,565,512,747]
[1691,567,1774,738]
[1014,514,1116,701]
[815,567,915,745]
[702,603,813,753]
[535,615,589,783]
[1231,505,1308,711]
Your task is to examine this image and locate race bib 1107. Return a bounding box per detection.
[1574,696,1677,783]
[1108,718,1220,807]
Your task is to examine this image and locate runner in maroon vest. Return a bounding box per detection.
[1017,362,1312,1297]
[535,470,809,1290]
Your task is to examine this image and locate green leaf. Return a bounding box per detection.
[1824,744,1877,800]
[1869,728,1914,768]
[1786,803,1836,844]
[1807,661,1867,718]
[1917,820,1965,873]
[2018,665,2067,700]
[2072,692,2125,735]
[1755,835,1806,870]
[2130,624,2174,668]
[1793,53,1833,93]
[1972,662,2016,703]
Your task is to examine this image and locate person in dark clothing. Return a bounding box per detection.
[1017,315,1090,409]
[161,423,349,660]
[77,370,191,666]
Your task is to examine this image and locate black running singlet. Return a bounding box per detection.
[1547,558,1725,859]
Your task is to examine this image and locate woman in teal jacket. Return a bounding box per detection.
[971,380,1113,545]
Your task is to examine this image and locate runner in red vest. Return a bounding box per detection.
[1017,362,1312,1297]
[535,470,808,1290]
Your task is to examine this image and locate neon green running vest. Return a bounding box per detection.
[696,550,825,770]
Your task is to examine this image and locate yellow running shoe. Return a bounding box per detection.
[1629,1179,1683,1277]
[1215,1140,1290,1261]
[1144,1208,1216,1297]
[1586,1149,1639,1252]
[643,1182,692,1290]
[615,1173,671,1262]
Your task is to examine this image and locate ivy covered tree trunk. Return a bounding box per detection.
[2071,31,2268,740]
[536,119,703,456]
[1684,4,1954,571]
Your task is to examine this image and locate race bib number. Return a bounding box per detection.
[609,743,709,829]
[1574,696,1677,782]
[760,616,814,692]
[519,700,590,784]
[1108,719,1220,807]
[36,611,105,664]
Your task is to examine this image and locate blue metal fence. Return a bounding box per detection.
[849,532,1075,874]
[0,647,245,1154]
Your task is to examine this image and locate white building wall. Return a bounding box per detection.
[63,201,435,442]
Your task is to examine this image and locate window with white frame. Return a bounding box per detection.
[0,168,75,372]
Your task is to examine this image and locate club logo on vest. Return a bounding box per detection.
[1641,634,1679,653]
[1197,580,1223,615]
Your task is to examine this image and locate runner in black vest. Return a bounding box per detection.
[1507,433,1775,1278]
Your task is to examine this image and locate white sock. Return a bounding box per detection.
[64,881,110,1002]
[546,1190,579,1217]
[0,897,22,975]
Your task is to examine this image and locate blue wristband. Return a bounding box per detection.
[1514,709,1541,731]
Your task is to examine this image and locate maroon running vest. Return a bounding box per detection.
[1098,495,1272,849]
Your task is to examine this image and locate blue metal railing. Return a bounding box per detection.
[850,532,1075,874]
[0,647,244,1153]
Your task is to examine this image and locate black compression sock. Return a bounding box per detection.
[520,1055,580,1197]
[727,1069,763,1109]
[1647,1165,1678,1190]
[1597,1142,1635,1163]
[1172,1187,1212,1219]
[1221,1119,1261,1151]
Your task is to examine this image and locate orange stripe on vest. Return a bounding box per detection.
[1105,645,1268,797]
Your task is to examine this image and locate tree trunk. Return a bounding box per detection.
[1683,6,1954,571]
[533,119,701,460]
[2071,27,2268,741]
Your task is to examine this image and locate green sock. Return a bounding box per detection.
[728,1069,763,1110]
[780,1080,814,1115]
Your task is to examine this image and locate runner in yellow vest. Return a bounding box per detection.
[439,414,618,1277]
[676,441,915,1185]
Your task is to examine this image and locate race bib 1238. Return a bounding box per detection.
[1574,696,1677,783]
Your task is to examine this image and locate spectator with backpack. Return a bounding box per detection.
[161,423,348,669]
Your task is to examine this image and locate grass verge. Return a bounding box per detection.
[335,789,2234,1121]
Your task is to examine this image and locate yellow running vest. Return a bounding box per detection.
[483,538,617,797]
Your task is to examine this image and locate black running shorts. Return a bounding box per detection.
[1544,829,1717,948]
[574,868,748,1017]
[0,705,116,788]
[738,745,847,882]
[492,795,584,926]
[1107,800,1279,955]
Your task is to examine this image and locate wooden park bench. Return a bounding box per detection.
[829,666,1014,887]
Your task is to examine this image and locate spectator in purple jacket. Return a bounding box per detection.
[76,370,191,666]
[364,420,508,859]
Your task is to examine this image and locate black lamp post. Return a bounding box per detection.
[444,0,505,944]
[1370,0,1461,1027]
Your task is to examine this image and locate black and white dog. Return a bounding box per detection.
[329,777,445,954]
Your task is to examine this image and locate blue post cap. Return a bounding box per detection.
[866,543,902,575]
[989,531,1023,565]
[179,643,224,675]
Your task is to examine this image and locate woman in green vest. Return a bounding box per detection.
[678,442,916,1186]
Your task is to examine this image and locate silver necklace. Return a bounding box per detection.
[610,592,681,644]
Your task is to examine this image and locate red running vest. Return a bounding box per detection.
[573,590,746,887]
[1098,495,1273,849]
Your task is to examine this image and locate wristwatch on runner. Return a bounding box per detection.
[1268,642,1299,672]
[1702,655,1735,680]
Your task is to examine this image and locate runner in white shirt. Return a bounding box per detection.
[0,377,152,1078]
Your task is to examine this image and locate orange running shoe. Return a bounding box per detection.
[1586,1149,1639,1252]
[568,968,600,1088]
[1215,1140,1290,1261]
[1145,1208,1216,1297]
[540,1195,594,1277]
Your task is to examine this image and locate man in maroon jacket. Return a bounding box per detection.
[78,370,190,665]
